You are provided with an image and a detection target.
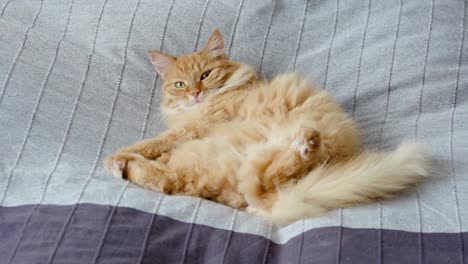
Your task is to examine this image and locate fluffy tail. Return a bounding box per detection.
[256,142,429,224]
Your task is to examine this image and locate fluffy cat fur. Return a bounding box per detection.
[104,30,428,224]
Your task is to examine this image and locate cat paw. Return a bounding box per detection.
[104,152,139,179]
[245,205,261,214]
[291,127,320,161]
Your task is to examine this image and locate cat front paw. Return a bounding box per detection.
[104,152,140,179]
[291,127,320,161]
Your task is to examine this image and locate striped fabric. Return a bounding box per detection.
[0,0,467,263]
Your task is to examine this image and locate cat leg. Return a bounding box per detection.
[106,139,249,209]
[119,121,209,159]
[238,127,321,210]
[104,121,210,176]
[104,152,175,193]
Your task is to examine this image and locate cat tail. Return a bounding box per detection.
[256,142,429,224]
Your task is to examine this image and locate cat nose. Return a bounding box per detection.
[191,90,201,98]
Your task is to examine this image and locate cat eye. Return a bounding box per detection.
[200,70,211,81]
[174,81,186,89]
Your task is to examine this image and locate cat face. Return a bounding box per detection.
[149,30,237,112]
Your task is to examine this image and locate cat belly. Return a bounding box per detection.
[166,135,244,206]
[161,121,268,207]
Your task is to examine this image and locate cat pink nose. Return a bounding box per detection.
[191,91,200,98]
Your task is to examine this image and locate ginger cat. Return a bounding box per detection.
[104,30,428,224]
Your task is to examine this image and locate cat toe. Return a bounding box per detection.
[104,154,136,179]
[111,160,126,179]
[292,127,321,161]
[104,156,124,179]
[301,127,320,149]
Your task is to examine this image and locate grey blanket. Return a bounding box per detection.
[1,0,467,263]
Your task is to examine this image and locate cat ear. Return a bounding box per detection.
[148,50,175,79]
[203,29,226,58]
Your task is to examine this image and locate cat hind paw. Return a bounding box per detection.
[291,127,320,161]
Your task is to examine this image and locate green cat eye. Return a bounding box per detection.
[174,81,186,89]
[200,70,211,80]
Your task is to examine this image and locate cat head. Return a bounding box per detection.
[148,29,256,115]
